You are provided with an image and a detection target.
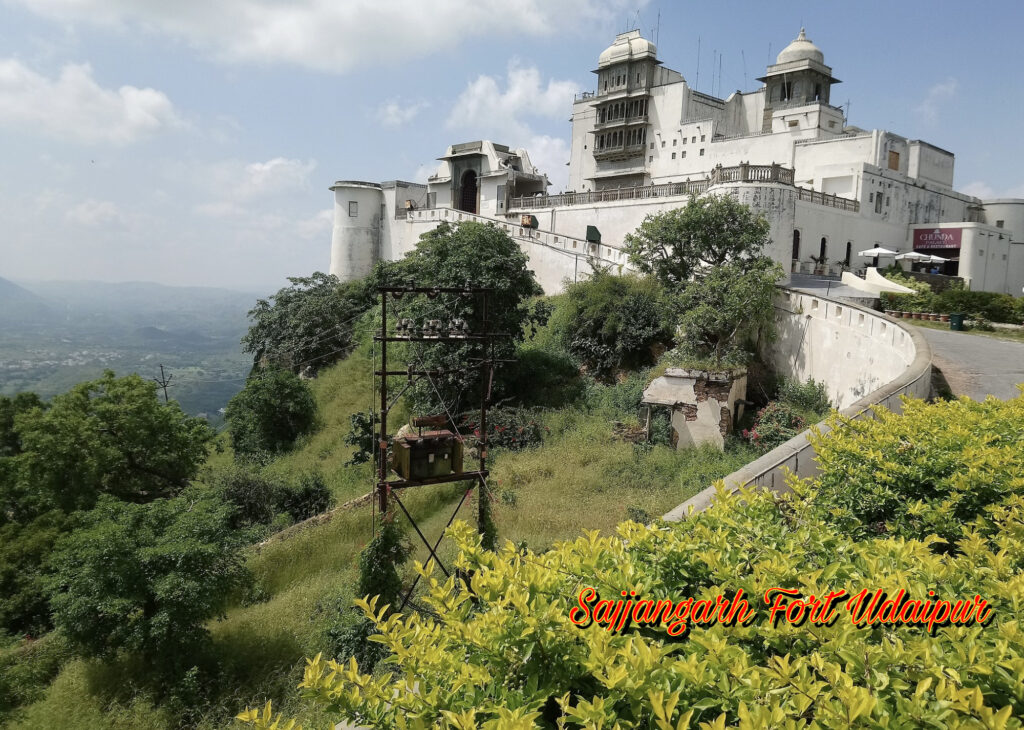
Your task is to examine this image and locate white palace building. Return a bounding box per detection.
[330,29,1024,296]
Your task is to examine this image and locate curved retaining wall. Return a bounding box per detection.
[663,287,933,521]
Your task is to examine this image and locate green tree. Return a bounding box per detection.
[241,272,377,372]
[225,368,317,460]
[2,371,213,520]
[48,493,248,675]
[555,272,671,380]
[395,222,543,413]
[0,392,44,458]
[674,257,783,366]
[623,195,771,290]
[0,373,213,636]
[0,510,72,636]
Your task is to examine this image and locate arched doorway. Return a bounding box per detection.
[458,170,478,214]
[844,241,852,266]
[792,230,801,260]
[819,237,827,261]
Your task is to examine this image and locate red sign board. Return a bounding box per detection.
[914,228,962,250]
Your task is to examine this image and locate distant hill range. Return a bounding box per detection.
[0,276,52,323]
[1,278,263,334]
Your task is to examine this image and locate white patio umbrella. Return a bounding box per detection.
[895,252,931,261]
[926,254,948,263]
[859,246,898,268]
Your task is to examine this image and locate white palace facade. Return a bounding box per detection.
[330,29,1024,296]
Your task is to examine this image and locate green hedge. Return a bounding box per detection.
[882,273,1024,323]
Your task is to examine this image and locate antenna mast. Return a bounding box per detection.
[695,36,701,89]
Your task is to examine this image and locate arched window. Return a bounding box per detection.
[458,170,478,214]
[792,230,801,260]
[844,241,852,266]
[819,237,827,260]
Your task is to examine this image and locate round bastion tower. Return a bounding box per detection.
[329,181,382,282]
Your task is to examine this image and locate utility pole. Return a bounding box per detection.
[152,364,173,404]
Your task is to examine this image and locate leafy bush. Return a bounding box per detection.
[206,464,286,528]
[461,407,546,452]
[881,275,1023,323]
[584,370,651,419]
[554,272,671,381]
[356,517,411,613]
[277,471,332,522]
[206,465,332,530]
[48,493,249,677]
[675,257,783,367]
[624,505,652,524]
[649,408,673,447]
[325,616,389,673]
[0,633,71,723]
[879,273,935,312]
[935,286,1020,323]
[776,376,832,416]
[742,401,806,450]
[969,312,996,331]
[343,410,376,466]
[807,393,1024,547]
[225,368,317,460]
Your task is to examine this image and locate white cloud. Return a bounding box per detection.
[376,98,429,127]
[187,156,317,213]
[66,198,125,226]
[412,164,435,184]
[447,62,579,141]
[13,0,639,74]
[237,157,317,199]
[960,181,995,200]
[960,180,1024,201]
[915,77,958,124]
[296,208,334,239]
[445,62,577,189]
[0,58,182,143]
[523,134,571,191]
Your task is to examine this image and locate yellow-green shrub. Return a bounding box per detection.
[238,394,1024,729]
[809,392,1024,547]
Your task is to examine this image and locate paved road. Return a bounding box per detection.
[915,325,1024,401]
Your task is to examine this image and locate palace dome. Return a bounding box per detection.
[598,30,657,67]
[776,28,824,65]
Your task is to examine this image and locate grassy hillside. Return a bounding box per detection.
[8,304,758,729]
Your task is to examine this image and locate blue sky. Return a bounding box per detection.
[1,0,1022,291]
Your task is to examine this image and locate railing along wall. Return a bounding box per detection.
[510,179,710,210]
[509,163,856,212]
[796,187,860,212]
[404,207,630,269]
[663,287,932,521]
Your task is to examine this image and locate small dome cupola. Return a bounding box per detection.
[598,30,657,68]
[776,28,824,65]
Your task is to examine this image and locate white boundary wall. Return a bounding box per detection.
[663,287,933,520]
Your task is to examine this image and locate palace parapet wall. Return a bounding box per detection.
[663,287,933,521]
